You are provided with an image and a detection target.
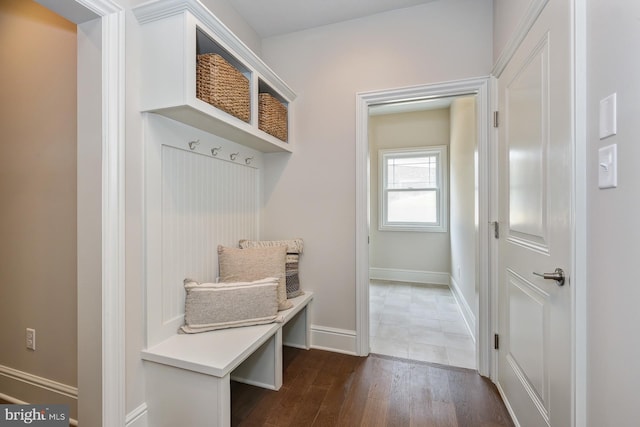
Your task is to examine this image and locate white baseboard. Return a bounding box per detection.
[310,325,357,355]
[449,275,476,341]
[126,403,148,427]
[369,267,450,285]
[496,381,521,427]
[0,367,79,426]
[0,364,77,400]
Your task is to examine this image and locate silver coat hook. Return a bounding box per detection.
[230,152,239,161]
[211,146,222,156]
[188,139,200,150]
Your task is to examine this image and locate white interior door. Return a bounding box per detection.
[496,1,573,426]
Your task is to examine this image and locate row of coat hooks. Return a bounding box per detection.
[187,139,254,165]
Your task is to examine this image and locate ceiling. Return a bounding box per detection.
[226,0,439,38]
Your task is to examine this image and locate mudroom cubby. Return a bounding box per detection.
[258,79,289,142]
[134,0,295,153]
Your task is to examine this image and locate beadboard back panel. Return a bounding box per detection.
[145,114,263,346]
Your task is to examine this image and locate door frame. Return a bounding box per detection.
[36,0,126,424]
[355,77,493,376]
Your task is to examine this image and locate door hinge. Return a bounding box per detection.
[491,221,499,239]
[493,111,499,128]
[494,333,500,350]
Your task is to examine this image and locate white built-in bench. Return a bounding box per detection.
[141,292,313,427]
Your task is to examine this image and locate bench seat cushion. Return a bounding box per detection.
[180,277,282,334]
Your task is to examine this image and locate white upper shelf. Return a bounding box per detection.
[133,0,296,153]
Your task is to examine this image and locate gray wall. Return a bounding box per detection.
[492,0,529,62]
[586,0,640,425]
[369,109,452,276]
[260,0,493,334]
[0,0,77,415]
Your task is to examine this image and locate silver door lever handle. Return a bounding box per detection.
[533,268,565,286]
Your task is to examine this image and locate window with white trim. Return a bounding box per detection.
[379,146,448,232]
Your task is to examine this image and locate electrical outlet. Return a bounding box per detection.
[26,328,36,351]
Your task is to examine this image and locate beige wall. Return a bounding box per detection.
[449,97,477,325]
[369,109,451,275]
[0,0,77,414]
[261,0,492,333]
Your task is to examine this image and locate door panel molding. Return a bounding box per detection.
[506,269,549,408]
[505,33,550,253]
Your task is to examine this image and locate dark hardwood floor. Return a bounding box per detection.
[232,347,514,427]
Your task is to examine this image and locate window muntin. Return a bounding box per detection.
[379,147,448,232]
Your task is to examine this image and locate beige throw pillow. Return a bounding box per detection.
[239,239,305,299]
[218,245,293,311]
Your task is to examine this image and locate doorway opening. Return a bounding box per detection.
[368,95,478,369]
[355,77,493,377]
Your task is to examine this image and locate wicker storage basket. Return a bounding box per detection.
[258,93,288,142]
[196,53,250,123]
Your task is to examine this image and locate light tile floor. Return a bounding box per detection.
[370,280,476,369]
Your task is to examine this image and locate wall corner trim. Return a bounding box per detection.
[126,403,149,427]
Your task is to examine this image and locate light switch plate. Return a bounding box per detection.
[599,93,617,139]
[598,144,617,189]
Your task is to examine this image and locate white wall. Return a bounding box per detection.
[449,97,477,333]
[586,0,640,425]
[260,0,492,342]
[369,109,451,278]
[0,0,78,417]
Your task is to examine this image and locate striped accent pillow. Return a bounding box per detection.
[180,277,282,334]
[285,254,304,298]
